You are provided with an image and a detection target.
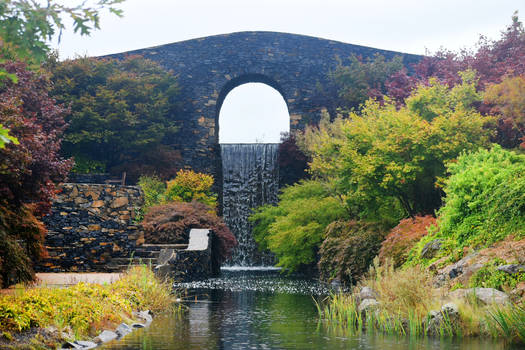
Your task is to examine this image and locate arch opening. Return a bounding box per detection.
[218,81,290,144]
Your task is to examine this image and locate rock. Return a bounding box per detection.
[420,239,442,259]
[510,282,525,300]
[472,288,510,305]
[62,341,83,349]
[329,278,342,291]
[91,200,105,208]
[358,298,379,314]
[74,341,97,349]
[133,310,153,326]
[110,196,129,209]
[157,249,176,266]
[497,264,525,274]
[447,288,509,305]
[441,302,459,316]
[94,330,118,344]
[115,323,132,337]
[426,302,459,335]
[359,286,377,300]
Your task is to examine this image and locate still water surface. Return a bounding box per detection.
[102,269,514,350]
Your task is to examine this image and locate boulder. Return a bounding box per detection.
[358,298,379,314]
[329,278,342,292]
[74,341,97,349]
[133,310,153,326]
[94,330,118,344]
[447,288,509,305]
[497,264,525,274]
[420,239,442,259]
[426,302,459,335]
[359,286,378,300]
[115,323,132,337]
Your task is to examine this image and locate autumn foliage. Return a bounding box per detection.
[318,220,387,285]
[378,215,436,268]
[142,201,236,267]
[0,60,71,287]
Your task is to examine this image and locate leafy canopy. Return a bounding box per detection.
[321,53,405,112]
[301,71,492,218]
[407,146,525,266]
[49,55,181,180]
[249,180,348,272]
[0,0,124,65]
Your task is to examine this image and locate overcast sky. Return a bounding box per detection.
[52,0,525,143]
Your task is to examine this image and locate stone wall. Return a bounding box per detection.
[107,31,422,186]
[37,183,144,272]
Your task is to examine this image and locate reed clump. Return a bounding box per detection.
[320,258,525,344]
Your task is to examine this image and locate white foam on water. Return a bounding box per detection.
[221,266,282,272]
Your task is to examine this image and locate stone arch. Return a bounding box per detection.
[108,31,421,180]
[215,73,289,142]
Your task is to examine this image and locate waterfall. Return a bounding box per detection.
[221,143,279,266]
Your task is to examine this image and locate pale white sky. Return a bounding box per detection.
[51,0,525,143]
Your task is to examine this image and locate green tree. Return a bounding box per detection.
[302,71,492,218]
[49,55,181,180]
[407,146,525,266]
[321,53,404,112]
[249,180,348,272]
[0,0,124,65]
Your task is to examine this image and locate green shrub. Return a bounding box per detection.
[407,145,525,265]
[165,169,217,209]
[318,220,388,285]
[71,156,106,174]
[138,170,218,219]
[138,175,166,211]
[249,180,348,272]
[469,259,525,291]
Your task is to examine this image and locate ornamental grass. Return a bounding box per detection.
[0,265,175,340]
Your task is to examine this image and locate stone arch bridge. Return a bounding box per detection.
[110,31,421,181]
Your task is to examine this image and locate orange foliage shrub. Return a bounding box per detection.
[378,215,436,267]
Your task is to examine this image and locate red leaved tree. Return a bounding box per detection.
[0,60,72,287]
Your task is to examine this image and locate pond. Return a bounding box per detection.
[102,269,516,350]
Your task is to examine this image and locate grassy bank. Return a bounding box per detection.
[0,266,176,348]
[320,260,525,345]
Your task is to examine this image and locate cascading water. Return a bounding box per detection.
[221,143,279,266]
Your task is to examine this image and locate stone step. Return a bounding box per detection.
[109,257,157,267]
[138,243,188,250]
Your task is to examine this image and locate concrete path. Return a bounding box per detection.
[35,273,123,286]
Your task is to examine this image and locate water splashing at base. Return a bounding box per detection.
[221,143,279,266]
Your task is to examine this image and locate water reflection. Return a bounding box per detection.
[102,270,516,350]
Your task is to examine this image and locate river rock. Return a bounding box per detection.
[426,302,459,335]
[94,330,118,344]
[420,239,442,259]
[358,298,379,314]
[359,286,378,300]
[133,310,153,326]
[329,278,343,292]
[115,323,132,337]
[497,264,525,274]
[447,288,509,305]
[74,341,97,349]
